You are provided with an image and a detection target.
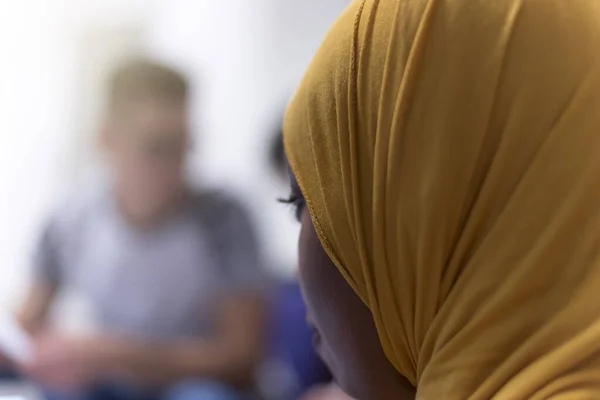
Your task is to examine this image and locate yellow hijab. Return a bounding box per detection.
[284,0,600,398]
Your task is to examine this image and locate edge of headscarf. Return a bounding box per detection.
[284,140,370,309]
[283,0,370,308]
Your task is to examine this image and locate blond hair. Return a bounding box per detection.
[107,59,188,114]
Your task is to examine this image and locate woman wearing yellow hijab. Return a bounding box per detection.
[283,0,600,398]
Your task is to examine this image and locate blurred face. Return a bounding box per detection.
[288,173,414,400]
[104,98,188,224]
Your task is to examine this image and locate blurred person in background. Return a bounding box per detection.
[6,59,268,400]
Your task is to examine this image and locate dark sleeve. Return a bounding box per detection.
[211,195,271,293]
[31,218,63,287]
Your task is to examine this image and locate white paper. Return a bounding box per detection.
[0,314,33,364]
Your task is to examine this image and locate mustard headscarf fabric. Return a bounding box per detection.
[284,0,600,398]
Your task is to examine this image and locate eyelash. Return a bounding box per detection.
[278,194,305,222]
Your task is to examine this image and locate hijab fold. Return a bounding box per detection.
[284,0,600,397]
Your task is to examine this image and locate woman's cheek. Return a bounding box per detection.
[297,210,355,388]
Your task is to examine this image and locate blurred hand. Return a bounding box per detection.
[0,351,17,376]
[21,332,103,391]
[300,384,356,400]
[0,350,14,367]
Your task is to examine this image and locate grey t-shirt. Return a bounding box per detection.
[33,188,267,339]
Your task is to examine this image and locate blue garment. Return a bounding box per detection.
[165,381,246,400]
[267,281,331,399]
[0,373,246,400]
[43,381,247,400]
[43,384,153,400]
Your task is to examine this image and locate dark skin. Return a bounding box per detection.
[286,174,416,400]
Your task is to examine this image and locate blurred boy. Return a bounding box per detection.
[14,60,267,400]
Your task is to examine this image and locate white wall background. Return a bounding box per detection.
[0,0,349,314]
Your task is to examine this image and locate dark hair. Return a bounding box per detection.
[269,129,287,177]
